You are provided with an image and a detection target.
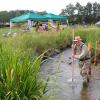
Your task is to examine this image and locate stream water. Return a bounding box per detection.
[41,48,100,100]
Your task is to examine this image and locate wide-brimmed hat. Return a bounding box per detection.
[73,36,82,41]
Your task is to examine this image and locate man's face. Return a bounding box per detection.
[75,40,80,47]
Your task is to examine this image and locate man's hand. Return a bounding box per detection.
[72,54,78,59]
[71,43,76,49]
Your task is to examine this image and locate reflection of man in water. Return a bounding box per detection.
[80,84,90,100]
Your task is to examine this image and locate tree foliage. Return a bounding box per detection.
[60,2,100,24]
[0,2,100,25]
[0,10,47,23]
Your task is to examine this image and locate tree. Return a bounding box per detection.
[65,4,75,16]
[37,11,47,15]
[60,9,66,16]
[75,2,85,23]
[75,2,83,15]
[60,4,76,23]
[85,2,92,15]
[93,2,98,17]
[60,2,100,24]
[83,2,93,24]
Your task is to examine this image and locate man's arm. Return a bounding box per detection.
[74,45,87,59]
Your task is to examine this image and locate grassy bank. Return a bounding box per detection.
[0,28,72,54]
[0,26,100,99]
[0,28,72,99]
[1,26,100,54]
[0,41,48,99]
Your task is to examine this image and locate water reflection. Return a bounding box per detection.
[80,84,91,100]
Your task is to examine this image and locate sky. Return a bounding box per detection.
[0,0,99,15]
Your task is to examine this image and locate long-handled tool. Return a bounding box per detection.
[72,29,75,82]
[67,29,75,82]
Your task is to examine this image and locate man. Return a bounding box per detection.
[72,36,91,84]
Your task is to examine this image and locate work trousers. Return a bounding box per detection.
[79,59,91,82]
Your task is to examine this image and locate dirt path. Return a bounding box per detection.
[41,48,100,100]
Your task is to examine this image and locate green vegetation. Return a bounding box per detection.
[0,27,72,54]
[0,10,47,22]
[74,26,100,51]
[61,2,100,24]
[0,26,100,99]
[0,41,48,99]
[0,26,100,57]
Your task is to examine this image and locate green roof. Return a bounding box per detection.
[43,13,67,21]
[10,13,67,23]
[10,12,48,23]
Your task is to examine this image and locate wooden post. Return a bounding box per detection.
[88,42,92,75]
[88,42,92,58]
[94,41,99,65]
[72,29,74,82]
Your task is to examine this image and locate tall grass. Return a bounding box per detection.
[0,42,47,99]
[0,27,100,57]
[2,30,72,54]
[0,26,100,99]
[74,27,100,54]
